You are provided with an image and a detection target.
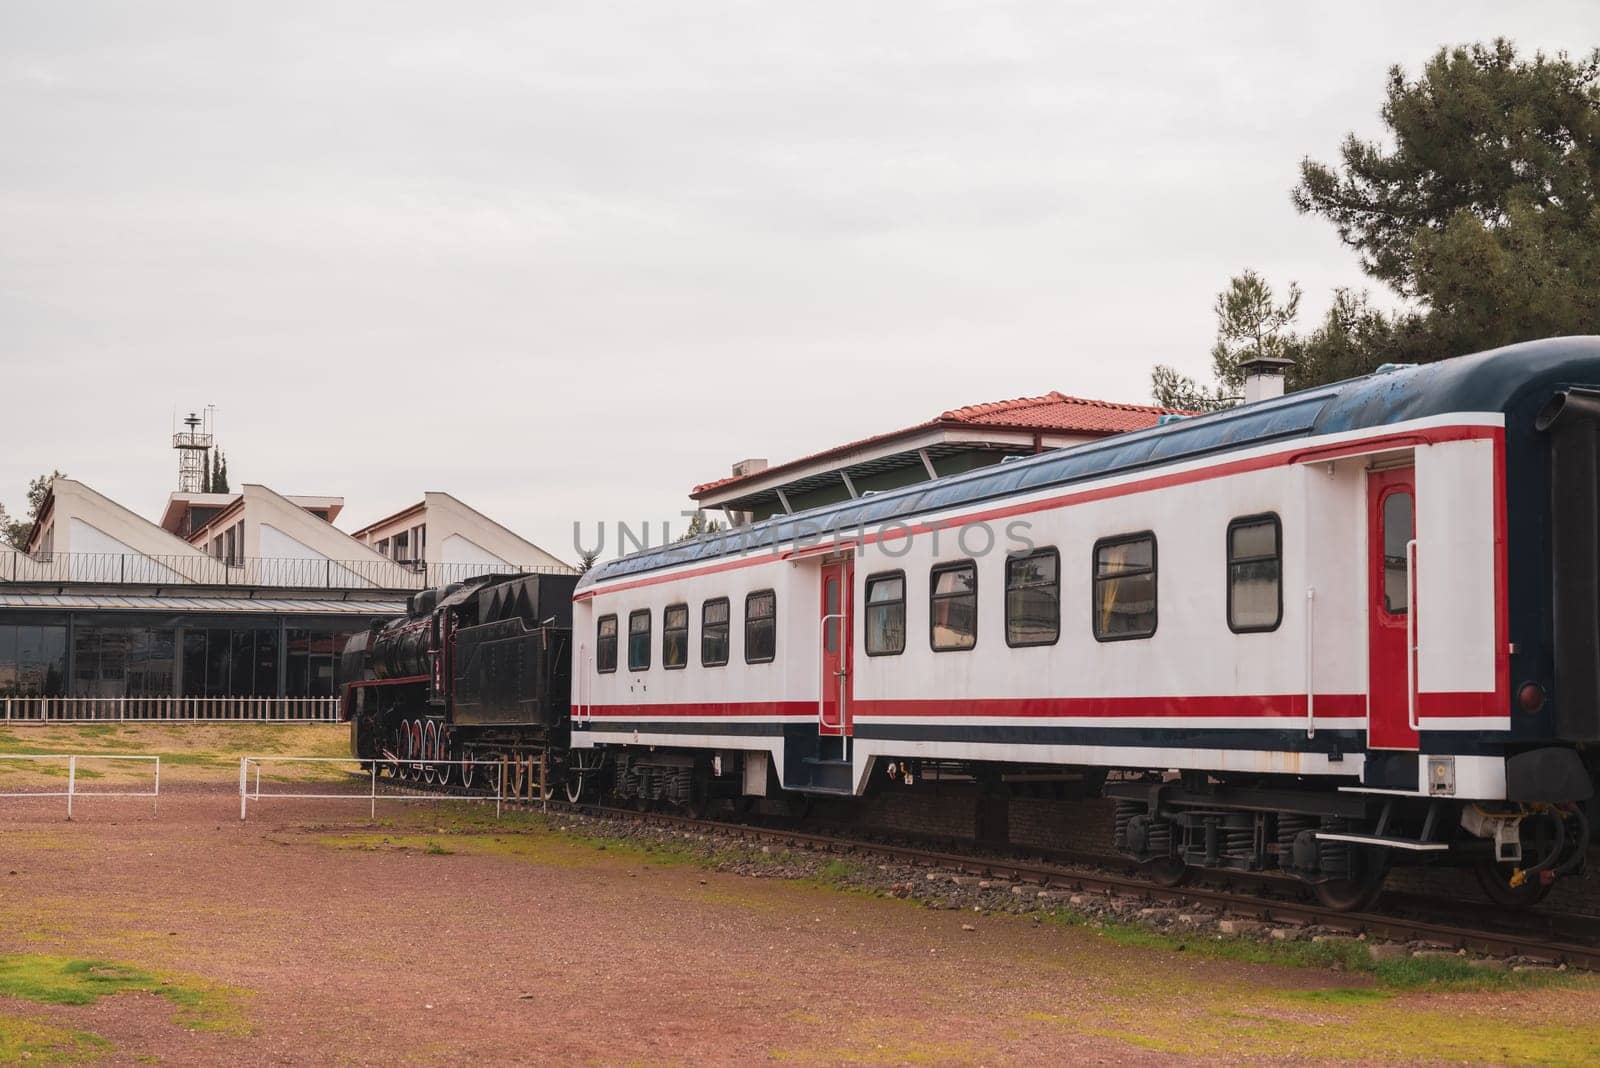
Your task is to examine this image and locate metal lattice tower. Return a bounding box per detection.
[172,411,214,493]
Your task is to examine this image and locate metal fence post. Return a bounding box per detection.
[153,757,160,815]
[370,762,377,821]
[239,758,248,821]
[66,756,75,821]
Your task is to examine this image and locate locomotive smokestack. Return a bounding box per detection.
[1240,356,1294,404]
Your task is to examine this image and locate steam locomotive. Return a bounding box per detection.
[342,571,582,799]
[347,336,1600,911]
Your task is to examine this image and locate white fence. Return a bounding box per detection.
[0,549,574,590]
[238,755,551,822]
[2,696,341,723]
[0,753,161,818]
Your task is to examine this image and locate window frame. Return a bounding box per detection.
[1226,513,1283,634]
[1091,531,1158,643]
[1004,547,1061,649]
[627,608,652,672]
[1379,488,1414,619]
[662,602,689,670]
[596,613,618,674]
[744,589,777,665]
[928,559,979,653]
[701,597,730,668]
[863,569,907,657]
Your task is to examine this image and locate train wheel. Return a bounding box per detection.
[564,772,584,804]
[397,723,413,781]
[1474,808,1563,908]
[510,758,527,798]
[1142,858,1191,888]
[409,720,424,782]
[1474,861,1555,908]
[421,721,438,785]
[540,763,557,802]
[436,728,453,788]
[461,747,477,790]
[1312,846,1388,912]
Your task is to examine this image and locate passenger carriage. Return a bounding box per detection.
[572,337,1600,908]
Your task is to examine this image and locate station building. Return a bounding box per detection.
[691,391,1184,524]
[0,477,572,719]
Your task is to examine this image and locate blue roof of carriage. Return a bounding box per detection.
[580,336,1600,590]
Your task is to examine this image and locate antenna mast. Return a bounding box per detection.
[173,411,214,493]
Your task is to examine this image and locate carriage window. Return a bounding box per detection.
[596,615,617,674]
[1006,549,1059,647]
[628,609,651,671]
[1383,492,1413,614]
[865,572,906,656]
[1228,515,1282,632]
[702,598,730,667]
[745,590,776,664]
[930,561,977,651]
[824,573,841,654]
[1093,534,1156,641]
[663,604,689,669]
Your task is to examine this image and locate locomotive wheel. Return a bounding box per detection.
[564,772,584,804]
[436,728,453,788]
[409,720,424,782]
[460,747,477,790]
[421,721,438,785]
[540,769,557,802]
[1474,861,1555,908]
[396,723,413,781]
[1142,858,1191,888]
[1312,846,1388,912]
[510,758,527,798]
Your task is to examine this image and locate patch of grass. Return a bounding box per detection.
[817,858,864,884]
[1040,908,1572,993]
[0,1012,110,1066]
[0,954,250,1035]
[422,841,453,856]
[1281,986,1392,1005]
[1069,1002,1600,1065]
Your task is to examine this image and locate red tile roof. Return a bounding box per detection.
[939,391,1182,433]
[692,391,1188,498]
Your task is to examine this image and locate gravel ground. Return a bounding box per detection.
[2,788,1600,1066]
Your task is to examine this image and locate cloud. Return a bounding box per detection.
[1,1,1595,556]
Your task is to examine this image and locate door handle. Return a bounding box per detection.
[1406,538,1419,731]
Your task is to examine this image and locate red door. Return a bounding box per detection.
[1367,468,1419,750]
[819,560,854,736]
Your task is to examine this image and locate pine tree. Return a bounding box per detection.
[212,450,230,494]
[1151,272,1301,410]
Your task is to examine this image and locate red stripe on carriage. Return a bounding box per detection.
[582,692,1506,719]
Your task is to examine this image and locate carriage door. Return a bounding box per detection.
[819,560,854,737]
[1367,468,1419,750]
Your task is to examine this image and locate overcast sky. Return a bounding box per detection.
[2,2,1595,562]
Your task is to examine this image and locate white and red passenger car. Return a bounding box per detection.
[573,338,1600,907]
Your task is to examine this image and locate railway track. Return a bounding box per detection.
[366,768,1600,969]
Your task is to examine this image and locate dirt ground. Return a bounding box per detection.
[2,727,1600,1066]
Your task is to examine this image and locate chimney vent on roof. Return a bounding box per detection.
[1239,356,1295,405]
[731,458,768,478]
